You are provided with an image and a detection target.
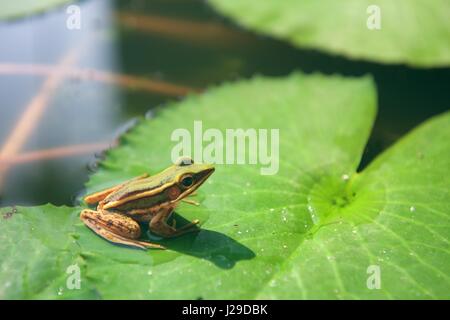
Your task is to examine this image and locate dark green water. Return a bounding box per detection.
[0,0,448,206]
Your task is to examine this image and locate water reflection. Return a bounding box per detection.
[0,0,120,205]
[0,0,448,206]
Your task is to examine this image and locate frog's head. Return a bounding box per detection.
[170,157,215,201]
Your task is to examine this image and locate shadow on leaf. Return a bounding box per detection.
[157,214,256,269]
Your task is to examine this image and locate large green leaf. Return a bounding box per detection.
[0,205,98,299]
[208,0,450,67]
[1,73,449,299]
[0,0,73,20]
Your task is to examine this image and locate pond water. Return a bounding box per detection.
[0,0,448,206]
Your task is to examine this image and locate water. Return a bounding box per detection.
[0,0,449,206]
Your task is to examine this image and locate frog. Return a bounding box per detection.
[80,157,214,249]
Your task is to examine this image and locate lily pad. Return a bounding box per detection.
[208,0,450,67]
[0,0,73,20]
[1,73,449,299]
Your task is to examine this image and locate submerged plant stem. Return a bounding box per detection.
[0,142,111,165]
[0,46,82,189]
[117,11,253,47]
[0,63,199,96]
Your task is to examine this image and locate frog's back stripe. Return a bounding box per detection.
[106,165,186,202]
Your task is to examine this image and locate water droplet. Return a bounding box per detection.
[341,174,350,181]
[283,245,288,249]
[147,270,153,276]
[269,208,275,213]
[57,287,64,296]
[281,215,288,222]
[237,231,242,235]
[260,248,265,252]
[308,205,319,224]
[409,206,416,212]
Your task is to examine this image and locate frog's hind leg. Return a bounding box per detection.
[84,173,149,205]
[80,209,164,250]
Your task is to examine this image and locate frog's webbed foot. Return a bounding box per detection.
[149,206,200,238]
[80,209,164,250]
[170,218,200,233]
[176,219,200,233]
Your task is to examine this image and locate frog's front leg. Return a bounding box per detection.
[149,206,200,238]
[80,209,164,250]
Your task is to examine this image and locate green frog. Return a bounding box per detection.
[80,157,214,249]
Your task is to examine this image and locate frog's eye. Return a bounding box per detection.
[180,175,194,188]
[176,157,194,167]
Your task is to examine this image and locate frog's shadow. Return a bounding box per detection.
[143,213,256,269]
